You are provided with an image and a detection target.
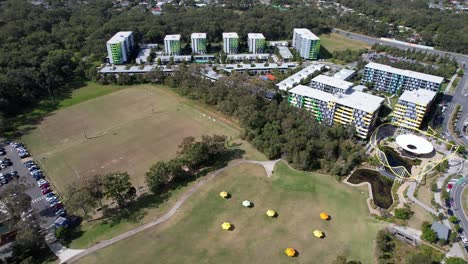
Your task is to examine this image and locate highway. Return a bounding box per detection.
[332,28,468,146]
[451,177,468,246]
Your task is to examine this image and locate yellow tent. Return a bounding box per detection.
[221,222,232,230]
[285,248,296,257]
[266,210,276,217]
[313,230,324,238]
[219,191,228,198]
[320,212,329,220]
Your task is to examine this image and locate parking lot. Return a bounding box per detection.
[1,143,61,229]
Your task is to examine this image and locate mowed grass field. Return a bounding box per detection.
[78,162,385,264]
[319,33,370,52]
[21,84,247,194]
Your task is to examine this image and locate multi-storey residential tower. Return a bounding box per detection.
[361,62,444,94]
[247,33,266,54]
[292,28,321,60]
[223,32,239,54]
[310,75,354,94]
[288,85,384,138]
[106,31,135,65]
[392,89,436,129]
[164,34,181,56]
[191,33,207,54]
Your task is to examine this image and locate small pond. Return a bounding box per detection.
[348,169,394,209]
[380,146,421,172]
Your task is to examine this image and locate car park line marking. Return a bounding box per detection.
[32,196,45,204]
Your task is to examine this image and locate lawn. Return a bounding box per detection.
[319,33,370,52]
[77,162,386,264]
[20,84,262,194]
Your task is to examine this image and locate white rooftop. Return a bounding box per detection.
[289,85,384,113]
[293,28,320,40]
[277,46,293,59]
[164,34,181,41]
[191,33,206,39]
[365,62,444,84]
[276,64,324,91]
[248,33,265,39]
[107,31,133,44]
[399,89,436,106]
[396,134,434,155]
[333,69,356,80]
[223,32,239,38]
[311,75,354,91]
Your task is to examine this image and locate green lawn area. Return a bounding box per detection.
[77,162,386,264]
[58,82,124,108]
[319,33,370,52]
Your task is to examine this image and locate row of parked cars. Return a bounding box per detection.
[13,142,67,218]
[11,142,30,159]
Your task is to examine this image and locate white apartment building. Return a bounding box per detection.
[191,33,207,54]
[106,31,135,65]
[247,33,266,54]
[223,32,239,54]
[164,34,181,56]
[292,28,321,60]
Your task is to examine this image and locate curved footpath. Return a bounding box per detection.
[62,159,279,263]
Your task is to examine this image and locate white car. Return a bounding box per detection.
[461,235,468,244]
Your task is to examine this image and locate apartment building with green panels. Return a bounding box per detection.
[292,28,320,60]
[191,33,207,54]
[248,33,266,54]
[106,31,135,65]
[164,34,181,56]
[223,32,239,54]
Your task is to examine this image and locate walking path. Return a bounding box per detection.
[396,181,409,209]
[64,159,280,263]
[406,181,438,215]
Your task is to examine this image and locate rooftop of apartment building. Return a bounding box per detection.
[333,68,356,80]
[289,85,385,113]
[311,74,354,92]
[398,89,437,106]
[248,33,265,39]
[107,31,133,44]
[191,33,206,39]
[223,32,239,38]
[276,64,325,91]
[293,28,320,40]
[164,34,181,41]
[365,62,444,84]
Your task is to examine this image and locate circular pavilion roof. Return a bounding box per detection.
[395,134,434,155]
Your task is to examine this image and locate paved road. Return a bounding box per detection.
[451,177,468,244]
[65,159,280,263]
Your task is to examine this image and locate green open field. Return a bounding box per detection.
[319,33,370,52]
[20,84,262,194]
[77,162,385,264]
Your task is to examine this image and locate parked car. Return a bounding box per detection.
[41,187,51,195]
[39,182,50,189]
[45,193,56,202]
[54,208,66,217]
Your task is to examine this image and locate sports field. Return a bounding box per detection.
[20,84,254,194]
[319,33,370,52]
[77,162,385,264]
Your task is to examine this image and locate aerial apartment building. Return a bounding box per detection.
[106,31,135,65]
[247,33,266,54]
[276,64,325,91]
[292,28,321,60]
[223,32,239,54]
[288,85,384,139]
[191,33,207,54]
[392,89,437,129]
[164,34,181,56]
[361,62,444,94]
[310,75,354,94]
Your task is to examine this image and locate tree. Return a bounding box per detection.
[394,207,412,220]
[84,174,105,208]
[446,257,466,264]
[103,172,134,208]
[65,185,97,220]
[449,216,459,224]
[421,222,438,243]
[145,159,188,193]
